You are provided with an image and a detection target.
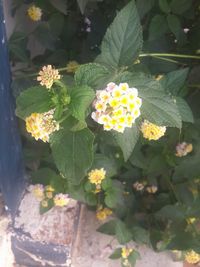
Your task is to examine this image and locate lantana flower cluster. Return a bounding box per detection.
[27,5,42,21]
[26,109,59,142]
[140,120,166,140]
[185,250,200,264]
[37,65,61,89]
[96,205,112,221]
[54,193,70,207]
[175,142,193,157]
[91,82,142,133]
[88,168,106,193]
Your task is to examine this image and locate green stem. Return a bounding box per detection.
[151,56,182,64]
[139,53,200,60]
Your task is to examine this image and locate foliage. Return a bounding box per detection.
[11,0,200,266]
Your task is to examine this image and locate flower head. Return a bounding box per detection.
[91,82,142,133]
[54,193,69,207]
[25,109,59,143]
[121,247,133,259]
[88,168,106,186]
[66,61,80,73]
[45,185,55,192]
[41,200,48,207]
[140,120,166,140]
[37,65,60,89]
[32,184,44,200]
[27,5,42,21]
[146,185,158,194]
[185,250,200,264]
[187,217,196,224]
[133,182,145,191]
[96,206,112,221]
[175,142,193,157]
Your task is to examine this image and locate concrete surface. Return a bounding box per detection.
[72,205,183,267]
[0,192,185,267]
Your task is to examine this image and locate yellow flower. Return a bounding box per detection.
[88,168,106,185]
[46,192,53,199]
[45,185,55,192]
[41,200,48,207]
[92,82,142,133]
[96,206,112,220]
[25,110,59,143]
[140,120,166,140]
[146,185,158,194]
[66,61,79,73]
[155,75,164,81]
[121,247,133,259]
[175,142,193,157]
[54,193,69,207]
[37,65,60,89]
[187,217,196,224]
[27,5,42,21]
[185,250,200,264]
[32,184,44,200]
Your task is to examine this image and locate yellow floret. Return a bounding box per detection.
[66,61,79,73]
[185,250,200,264]
[121,247,133,259]
[27,5,42,21]
[25,110,59,143]
[54,193,69,207]
[96,206,112,220]
[88,168,106,185]
[140,120,166,141]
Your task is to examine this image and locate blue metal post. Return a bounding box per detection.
[0,0,25,214]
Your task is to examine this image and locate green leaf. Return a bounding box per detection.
[85,192,97,206]
[173,154,200,182]
[120,72,182,128]
[115,220,132,244]
[175,97,194,123]
[160,68,189,96]
[97,220,117,235]
[159,0,170,13]
[76,0,89,13]
[50,126,94,184]
[96,0,142,68]
[68,85,95,122]
[167,14,181,40]
[156,205,185,222]
[9,31,30,63]
[101,179,113,191]
[34,23,56,50]
[109,248,122,260]
[113,125,139,162]
[92,154,118,178]
[105,181,124,208]
[132,226,150,245]
[75,63,110,89]
[139,83,181,128]
[16,86,53,119]
[170,0,192,15]
[136,0,155,19]
[40,199,54,214]
[128,250,140,266]
[149,15,168,41]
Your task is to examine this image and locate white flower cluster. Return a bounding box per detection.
[91,82,142,133]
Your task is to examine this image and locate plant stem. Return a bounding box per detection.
[151,56,181,64]
[139,53,200,60]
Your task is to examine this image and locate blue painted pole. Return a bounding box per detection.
[0,0,25,214]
